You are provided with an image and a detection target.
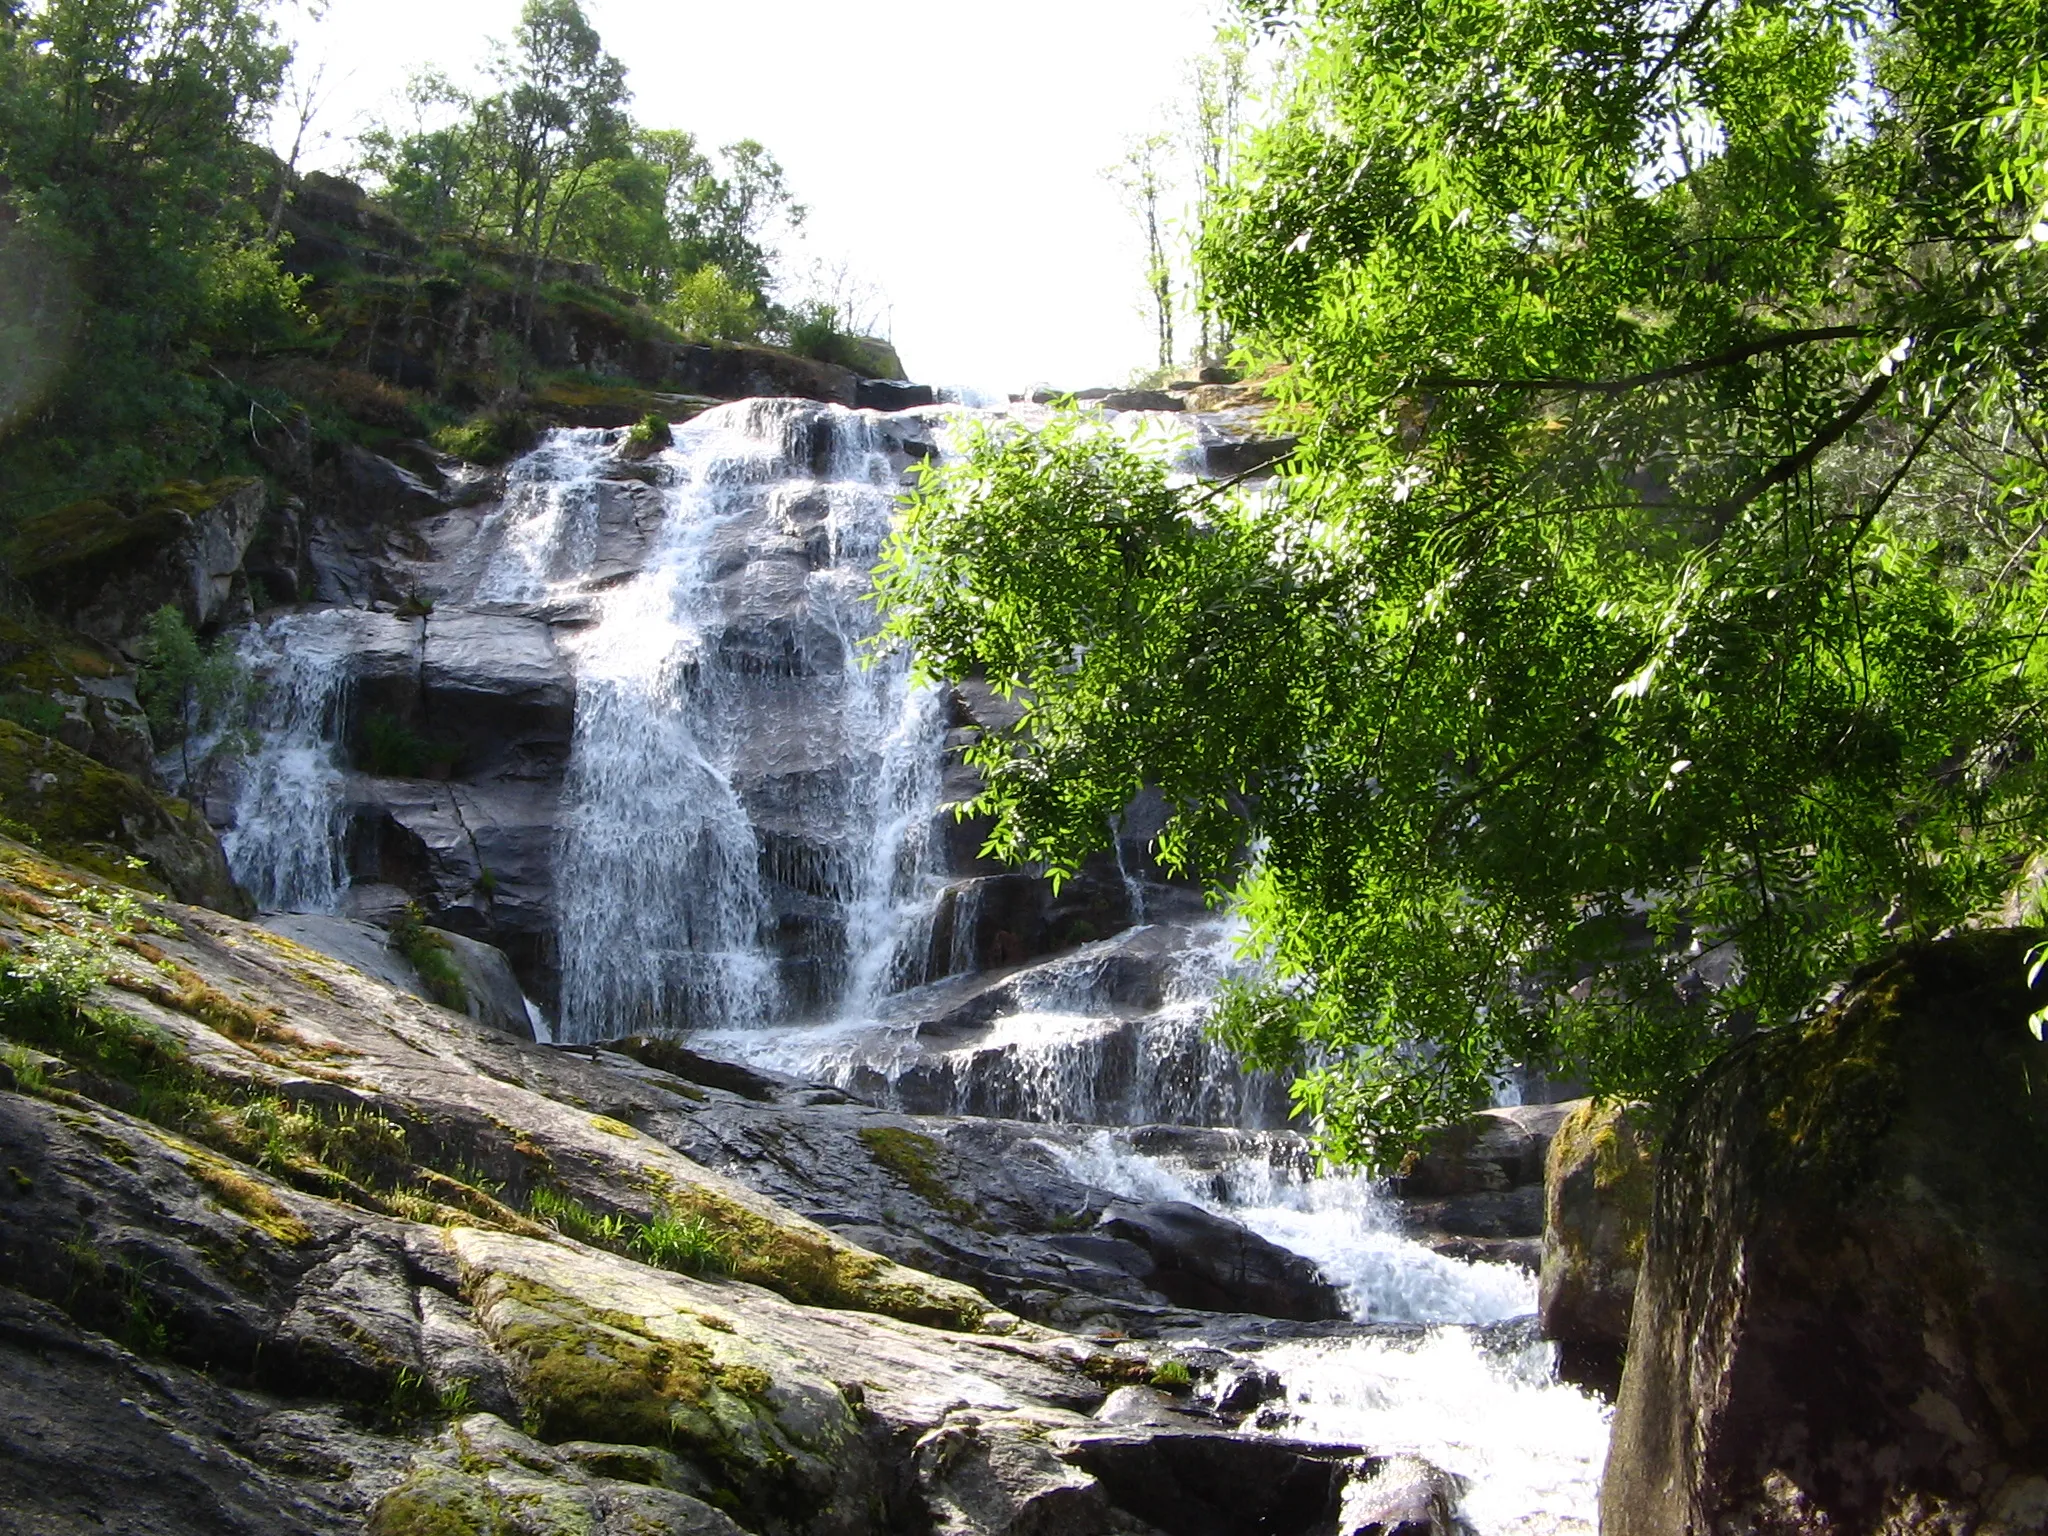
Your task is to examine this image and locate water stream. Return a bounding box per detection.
[214,399,1609,1532]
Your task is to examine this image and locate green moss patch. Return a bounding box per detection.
[476,1273,783,1473]
[648,1175,986,1331]
[0,723,240,910]
[187,1153,316,1246]
[858,1124,979,1223]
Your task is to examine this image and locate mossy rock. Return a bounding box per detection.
[648,1178,987,1331]
[524,378,715,432]
[458,1237,864,1525]
[1605,929,2048,1535]
[5,478,267,645]
[0,719,248,914]
[7,479,260,581]
[858,1124,979,1223]
[1539,1099,1653,1393]
[0,616,157,779]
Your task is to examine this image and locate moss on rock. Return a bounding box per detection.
[0,722,247,913]
[646,1175,987,1331]
[1540,1100,1654,1393]
[858,1124,979,1223]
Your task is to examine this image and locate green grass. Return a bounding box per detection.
[631,1207,735,1276]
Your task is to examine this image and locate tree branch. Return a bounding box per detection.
[1708,368,1896,530]
[1416,326,1872,395]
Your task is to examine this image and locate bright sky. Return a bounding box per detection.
[272,0,1231,391]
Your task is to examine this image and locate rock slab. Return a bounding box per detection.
[1540,1100,1653,1395]
[1602,929,2048,1535]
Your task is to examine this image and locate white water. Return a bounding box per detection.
[1046,1131,1607,1533]
[469,403,950,1040]
[1258,1331,1610,1536]
[1044,1129,1534,1325]
[217,611,357,912]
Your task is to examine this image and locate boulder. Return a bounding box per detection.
[1392,1101,1572,1265]
[668,342,857,407]
[1056,1430,1364,1536]
[1603,930,2048,1535]
[1098,390,1183,413]
[0,720,247,913]
[1093,1200,1345,1321]
[0,617,157,782]
[437,928,537,1039]
[1205,435,1297,479]
[334,444,445,520]
[1540,1101,1654,1395]
[856,379,936,411]
[259,913,535,1039]
[7,479,268,647]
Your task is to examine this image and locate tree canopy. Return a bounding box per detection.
[0,0,300,515]
[876,0,2048,1163]
[356,1,802,321]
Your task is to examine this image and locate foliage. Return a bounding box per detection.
[137,606,254,780]
[527,1184,629,1245]
[391,902,468,1012]
[624,411,671,452]
[630,1206,736,1275]
[355,4,800,311]
[658,263,762,342]
[782,301,877,371]
[876,0,2048,1165]
[0,0,303,523]
[432,407,537,466]
[359,712,459,779]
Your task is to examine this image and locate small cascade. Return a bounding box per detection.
[1040,1128,1535,1325]
[1034,1129,1608,1535]
[471,428,621,605]
[216,611,358,912]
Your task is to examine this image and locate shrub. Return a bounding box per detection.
[624,412,671,453]
[390,903,468,1012]
[659,265,761,343]
[432,408,536,466]
[359,713,458,779]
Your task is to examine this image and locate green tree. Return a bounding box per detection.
[137,604,254,785]
[355,19,800,313]
[1178,28,1252,364]
[877,0,2048,1165]
[0,0,300,523]
[1110,134,1177,370]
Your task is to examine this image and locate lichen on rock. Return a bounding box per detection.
[1539,1100,1653,1394]
[1603,928,2048,1535]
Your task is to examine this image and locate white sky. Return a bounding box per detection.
[272,0,1231,391]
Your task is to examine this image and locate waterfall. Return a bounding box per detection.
[217,611,356,912]
[204,397,1607,1531]
[519,401,949,1042]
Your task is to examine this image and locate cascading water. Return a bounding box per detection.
[214,610,357,912]
[470,401,950,1041]
[213,397,1609,1532]
[1041,1129,1610,1535]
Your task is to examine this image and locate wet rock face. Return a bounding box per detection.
[1390,1102,1575,1271]
[1091,1201,1347,1323]
[1603,930,2048,1536]
[1540,1102,1654,1396]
